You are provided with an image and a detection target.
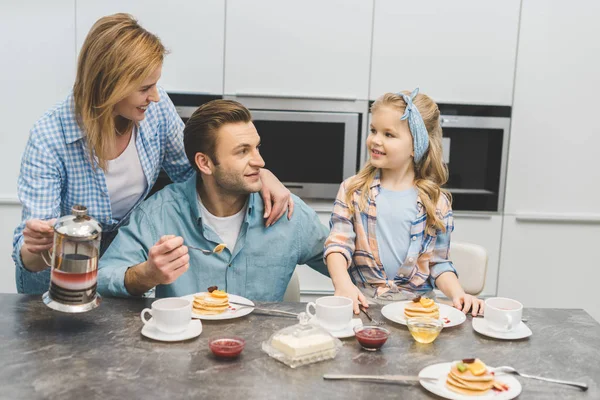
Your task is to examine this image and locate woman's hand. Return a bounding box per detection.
[452,293,485,316]
[335,282,369,315]
[22,219,56,254]
[259,169,294,227]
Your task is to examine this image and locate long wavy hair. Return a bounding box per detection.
[73,13,166,170]
[345,91,451,232]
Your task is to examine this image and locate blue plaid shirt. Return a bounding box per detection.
[12,87,194,294]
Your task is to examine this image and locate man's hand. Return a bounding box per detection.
[145,235,190,285]
[259,169,294,227]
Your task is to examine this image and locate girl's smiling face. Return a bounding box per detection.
[367,106,414,171]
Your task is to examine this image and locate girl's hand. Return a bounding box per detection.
[334,283,369,314]
[259,169,294,227]
[452,293,484,316]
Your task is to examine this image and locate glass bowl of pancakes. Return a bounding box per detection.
[406,316,443,343]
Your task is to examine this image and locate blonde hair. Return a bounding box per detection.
[345,91,451,232]
[73,13,166,170]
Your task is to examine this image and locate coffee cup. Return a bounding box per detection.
[306,296,353,331]
[141,297,192,334]
[484,297,522,332]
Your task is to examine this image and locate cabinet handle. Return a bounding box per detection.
[235,92,358,102]
[453,213,493,220]
[515,213,600,224]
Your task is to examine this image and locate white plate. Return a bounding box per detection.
[141,319,203,342]
[381,301,466,327]
[309,317,363,339]
[419,362,522,400]
[472,318,532,340]
[181,293,255,320]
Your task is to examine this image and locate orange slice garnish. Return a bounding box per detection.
[213,243,227,253]
[211,290,228,299]
[420,298,435,308]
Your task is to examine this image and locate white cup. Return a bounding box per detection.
[484,297,523,332]
[306,296,353,331]
[140,297,192,334]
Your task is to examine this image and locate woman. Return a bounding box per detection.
[13,14,292,294]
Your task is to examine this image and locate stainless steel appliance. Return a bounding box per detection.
[42,205,102,313]
[438,104,511,212]
[171,93,368,200]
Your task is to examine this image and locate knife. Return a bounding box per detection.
[323,374,437,383]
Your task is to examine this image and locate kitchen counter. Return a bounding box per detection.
[0,294,597,399]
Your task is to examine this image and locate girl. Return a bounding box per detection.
[13,13,292,294]
[324,89,484,316]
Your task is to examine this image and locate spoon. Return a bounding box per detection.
[188,243,227,255]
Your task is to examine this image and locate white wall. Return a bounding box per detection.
[0,0,76,294]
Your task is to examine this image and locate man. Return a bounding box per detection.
[98,100,329,301]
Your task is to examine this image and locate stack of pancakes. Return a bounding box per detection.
[446,360,496,395]
[404,297,440,319]
[193,290,229,315]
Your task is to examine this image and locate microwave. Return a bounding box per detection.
[168,93,367,200]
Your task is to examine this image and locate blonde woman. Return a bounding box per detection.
[325,89,484,315]
[13,14,292,294]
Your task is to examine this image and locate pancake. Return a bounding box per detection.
[445,360,501,396]
[404,297,440,319]
[446,379,490,396]
[193,290,229,315]
[448,365,494,382]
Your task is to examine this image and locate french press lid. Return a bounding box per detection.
[54,205,102,241]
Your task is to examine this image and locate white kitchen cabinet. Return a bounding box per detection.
[452,214,502,296]
[504,0,600,215]
[225,0,373,100]
[498,217,600,323]
[370,0,520,105]
[0,0,76,198]
[76,0,225,94]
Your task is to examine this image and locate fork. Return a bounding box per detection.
[492,366,588,391]
[229,301,298,318]
[359,305,385,326]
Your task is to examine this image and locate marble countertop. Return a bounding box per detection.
[1,294,598,399]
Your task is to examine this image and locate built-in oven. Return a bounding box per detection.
[167,94,366,200]
[438,104,511,213]
[224,95,368,200]
[249,110,359,199]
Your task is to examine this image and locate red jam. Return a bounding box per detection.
[354,327,390,350]
[209,337,245,359]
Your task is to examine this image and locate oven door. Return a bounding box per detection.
[441,115,510,212]
[251,110,359,199]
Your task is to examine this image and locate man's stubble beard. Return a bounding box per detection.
[213,165,262,195]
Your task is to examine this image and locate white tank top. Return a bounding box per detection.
[105,129,148,219]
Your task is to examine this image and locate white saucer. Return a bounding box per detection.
[472,317,532,340]
[141,319,203,342]
[310,317,363,339]
[419,361,522,400]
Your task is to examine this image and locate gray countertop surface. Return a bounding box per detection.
[0,294,598,399]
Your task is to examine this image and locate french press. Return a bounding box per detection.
[42,205,102,312]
